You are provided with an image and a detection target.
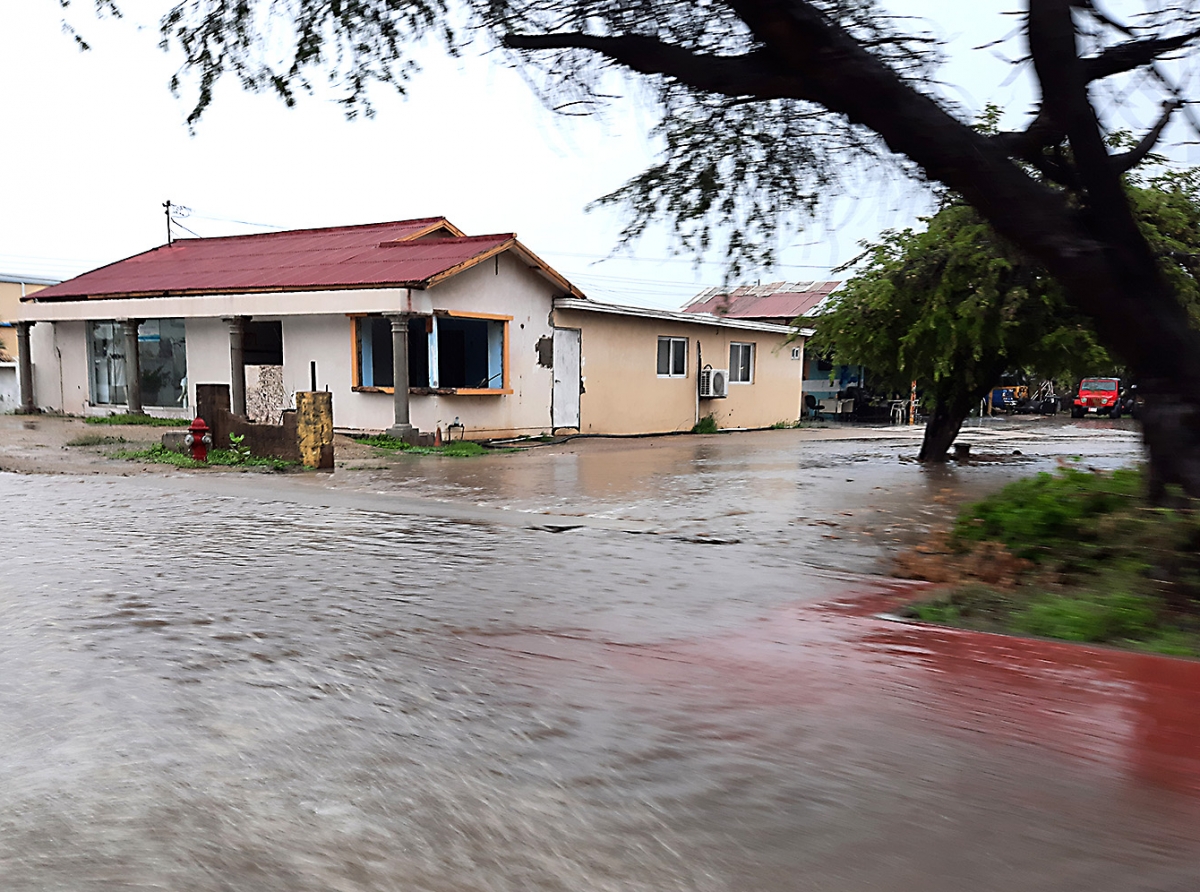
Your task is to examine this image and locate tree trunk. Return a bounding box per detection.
[918,380,992,463]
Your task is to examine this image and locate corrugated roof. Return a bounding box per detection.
[27,217,577,301]
[682,281,840,321]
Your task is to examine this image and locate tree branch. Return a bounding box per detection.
[1111,99,1182,173]
[502,33,794,98]
[991,109,1065,161]
[1082,28,1200,82]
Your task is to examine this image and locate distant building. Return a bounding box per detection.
[18,219,811,435]
[682,281,864,417]
[1,273,58,412]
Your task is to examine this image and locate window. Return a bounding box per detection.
[354,313,509,393]
[88,319,188,408]
[243,320,283,365]
[730,342,754,383]
[355,316,395,387]
[657,337,687,377]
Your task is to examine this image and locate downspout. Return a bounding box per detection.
[695,340,702,428]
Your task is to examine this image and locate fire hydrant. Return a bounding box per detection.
[184,417,213,462]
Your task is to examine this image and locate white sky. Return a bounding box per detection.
[0,2,1125,309]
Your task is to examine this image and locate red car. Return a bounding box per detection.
[1071,377,1122,418]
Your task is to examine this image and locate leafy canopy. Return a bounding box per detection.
[811,201,1109,400]
[813,166,1200,400]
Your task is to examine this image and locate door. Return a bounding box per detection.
[552,328,581,430]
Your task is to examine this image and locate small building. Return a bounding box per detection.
[683,281,864,416]
[1,273,58,412]
[18,219,809,436]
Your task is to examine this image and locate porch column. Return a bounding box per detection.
[122,319,144,415]
[386,313,413,439]
[16,321,35,414]
[227,316,248,417]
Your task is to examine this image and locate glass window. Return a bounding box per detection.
[730,342,754,383]
[355,314,507,391]
[657,336,687,377]
[88,319,187,408]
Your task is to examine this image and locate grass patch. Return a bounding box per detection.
[84,413,188,427]
[691,414,719,434]
[355,434,493,457]
[901,464,1200,658]
[67,434,127,447]
[115,444,294,471]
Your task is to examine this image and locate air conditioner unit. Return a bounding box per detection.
[699,368,729,399]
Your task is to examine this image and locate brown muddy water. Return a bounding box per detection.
[3,423,1199,890]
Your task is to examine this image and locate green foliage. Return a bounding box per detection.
[115,444,294,471]
[227,433,253,463]
[1013,592,1159,643]
[906,465,1200,657]
[85,414,187,427]
[691,414,719,434]
[812,201,1109,404]
[356,434,490,457]
[954,466,1143,561]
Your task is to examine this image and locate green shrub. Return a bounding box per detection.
[115,444,292,471]
[691,414,719,434]
[84,414,186,427]
[953,465,1144,561]
[356,434,491,457]
[1013,592,1159,643]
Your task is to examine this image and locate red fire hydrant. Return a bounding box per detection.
[185,417,213,462]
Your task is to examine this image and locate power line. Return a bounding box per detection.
[544,249,837,270]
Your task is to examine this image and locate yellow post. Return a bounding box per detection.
[909,380,917,425]
[296,391,334,469]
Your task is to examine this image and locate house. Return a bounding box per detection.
[682,281,865,416]
[17,218,809,436]
[1,273,58,412]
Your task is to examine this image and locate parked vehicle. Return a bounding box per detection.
[1071,377,1122,418]
[1120,383,1143,420]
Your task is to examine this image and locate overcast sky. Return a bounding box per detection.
[0,2,1100,309]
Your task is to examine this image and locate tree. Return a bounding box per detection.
[64,0,1200,500]
[811,201,1111,461]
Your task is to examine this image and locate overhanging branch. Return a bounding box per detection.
[503,33,794,98]
[1111,99,1183,173]
[1082,28,1200,82]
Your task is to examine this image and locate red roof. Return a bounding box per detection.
[28,217,574,301]
[682,281,840,322]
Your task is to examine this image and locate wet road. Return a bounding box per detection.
[3,422,1199,890]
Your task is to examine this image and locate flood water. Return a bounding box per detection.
[3,424,1199,890]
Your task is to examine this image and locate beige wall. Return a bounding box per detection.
[553,308,804,435]
[1,281,48,360]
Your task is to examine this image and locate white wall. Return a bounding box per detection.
[0,363,17,411]
[401,253,557,437]
[21,254,561,434]
[28,320,89,414]
[184,317,233,410]
[280,314,388,430]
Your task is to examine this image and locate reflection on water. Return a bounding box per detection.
[2,428,1197,891]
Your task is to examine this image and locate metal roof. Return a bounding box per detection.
[554,297,814,337]
[26,218,580,301]
[0,273,61,286]
[682,281,840,321]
